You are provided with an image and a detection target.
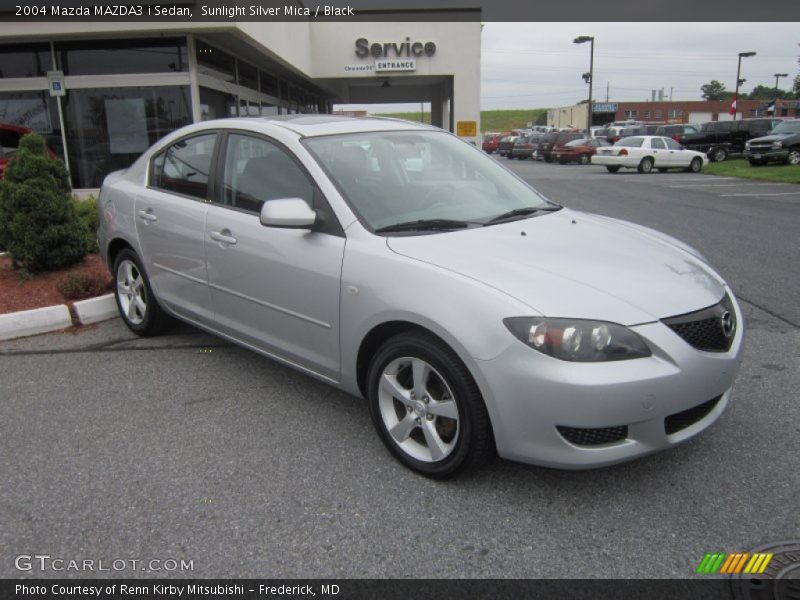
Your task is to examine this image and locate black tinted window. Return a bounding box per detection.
[151,133,217,200]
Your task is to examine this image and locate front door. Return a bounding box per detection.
[204,132,345,380]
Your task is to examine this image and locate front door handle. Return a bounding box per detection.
[210,230,238,246]
[137,209,157,223]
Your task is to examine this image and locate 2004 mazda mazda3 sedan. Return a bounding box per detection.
[98,115,744,478]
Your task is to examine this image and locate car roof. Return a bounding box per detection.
[202,115,439,138]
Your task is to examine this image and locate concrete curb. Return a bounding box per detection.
[73,293,118,325]
[0,305,73,342]
[0,294,119,342]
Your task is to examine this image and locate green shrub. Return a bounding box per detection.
[57,271,111,300]
[0,133,86,271]
[72,195,99,254]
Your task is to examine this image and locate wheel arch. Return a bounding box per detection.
[107,237,135,270]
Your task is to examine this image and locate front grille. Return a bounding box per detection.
[557,425,628,446]
[748,142,774,150]
[664,395,722,435]
[662,295,736,352]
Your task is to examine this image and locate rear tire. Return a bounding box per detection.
[637,157,654,174]
[711,148,728,162]
[606,165,621,173]
[579,154,590,165]
[544,156,554,163]
[367,331,492,478]
[787,148,800,165]
[113,249,171,336]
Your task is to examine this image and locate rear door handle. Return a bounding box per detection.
[210,230,238,245]
[137,209,157,223]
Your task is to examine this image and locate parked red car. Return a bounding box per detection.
[481,133,505,154]
[0,123,55,179]
[553,138,610,165]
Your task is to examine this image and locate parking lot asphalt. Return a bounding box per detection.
[1,160,798,579]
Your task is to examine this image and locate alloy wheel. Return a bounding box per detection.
[116,259,147,325]
[377,356,460,462]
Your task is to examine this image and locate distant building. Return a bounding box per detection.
[549,99,799,129]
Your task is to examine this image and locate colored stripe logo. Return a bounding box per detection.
[696,552,773,574]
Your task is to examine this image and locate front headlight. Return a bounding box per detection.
[745,142,751,150]
[771,141,783,149]
[504,317,652,362]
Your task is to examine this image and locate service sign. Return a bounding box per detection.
[375,59,416,72]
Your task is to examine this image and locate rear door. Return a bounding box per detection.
[649,137,670,167]
[136,132,217,324]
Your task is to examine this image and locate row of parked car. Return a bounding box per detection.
[484,117,800,167]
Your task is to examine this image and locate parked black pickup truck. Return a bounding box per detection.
[744,119,800,165]
[682,118,784,162]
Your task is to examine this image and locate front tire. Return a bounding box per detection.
[637,157,654,174]
[688,157,703,173]
[367,331,492,478]
[579,153,590,165]
[113,249,170,336]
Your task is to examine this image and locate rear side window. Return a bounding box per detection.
[650,138,666,150]
[151,133,217,200]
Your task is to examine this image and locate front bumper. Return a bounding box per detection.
[474,295,745,469]
[744,148,788,161]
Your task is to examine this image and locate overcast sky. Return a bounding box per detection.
[339,22,799,113]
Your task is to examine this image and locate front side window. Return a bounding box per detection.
[222,133,314,213]
[151,133,217,200]
[305,130,554,231]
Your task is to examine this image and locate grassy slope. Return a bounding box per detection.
[703,159,800,184]
[374,108,549,133]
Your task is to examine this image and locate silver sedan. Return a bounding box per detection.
[98,116,744,478]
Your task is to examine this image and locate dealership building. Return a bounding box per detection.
[0,17,481,189]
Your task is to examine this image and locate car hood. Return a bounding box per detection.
[386,208,726,325]
[749,133,795,143]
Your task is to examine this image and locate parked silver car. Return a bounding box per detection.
[98,116,744,478]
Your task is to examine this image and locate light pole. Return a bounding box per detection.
[574,35,594,135]
[774,72,788,93]
[733,51,756,120]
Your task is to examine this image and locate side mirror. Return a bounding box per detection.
[260,198,317,229]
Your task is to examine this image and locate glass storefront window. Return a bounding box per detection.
[196,40,235,83]
[62,86,192,188]
[259,71,278,97]
[0,43,52,78]
[199,87,237,121]
[0,91,63,158]
[237,61,258,91]
[56,38,187,76]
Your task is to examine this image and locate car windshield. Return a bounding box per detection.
[305,130,556,232]
[771,121,800,134]
[615,136,645,147]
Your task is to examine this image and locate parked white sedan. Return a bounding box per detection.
[592,135,708,174]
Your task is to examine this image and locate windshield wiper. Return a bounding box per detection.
[485,205,562,225]
[374,218,474,234]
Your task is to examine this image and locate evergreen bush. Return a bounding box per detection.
[0,133,86,271]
